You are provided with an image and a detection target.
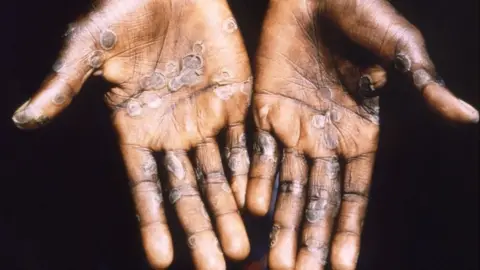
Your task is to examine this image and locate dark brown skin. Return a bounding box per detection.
[248,0,478,269]
[11,0,251,269]
[11,0,478,269]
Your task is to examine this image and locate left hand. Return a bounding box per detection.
[248,0,478,269]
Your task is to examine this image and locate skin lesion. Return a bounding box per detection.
[255,1,382,157]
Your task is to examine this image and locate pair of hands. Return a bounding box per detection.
[12,0,478,269]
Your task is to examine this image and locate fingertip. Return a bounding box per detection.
[12,99,36,129]
[231,175,247,210]
[217,214,250,261]
[246,197,269,217]
[458,99,479,123]
[268,253,295,270]
[190,231,226,270]
[142,225,174,269]
[423,84,479,124]
[12,75,76,130]
[295,250,324,270]
[330,232,360,270]
[246,180,271,216]
[268,230,297,269]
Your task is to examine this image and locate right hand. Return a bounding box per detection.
[12,0,252,269]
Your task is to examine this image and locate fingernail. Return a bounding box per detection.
[458,99,479,123]
[12,99,31,127]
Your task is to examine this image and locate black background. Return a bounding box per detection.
[0,0,478,269]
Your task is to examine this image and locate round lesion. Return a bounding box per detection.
[182,54,204,70]
[100,29,117,51]
[192,41,205,55]
[222,17,238,33]
[52,93,67,105]
[88,50,105,68]
[126,99,143,117]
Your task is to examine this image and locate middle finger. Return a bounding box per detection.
[165,150,225,270]
[296,156,341,270]
[196,138,250,261]
[268,148,308,269]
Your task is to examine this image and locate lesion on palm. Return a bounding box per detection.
[51,0,252,150]
[16,1,254,268]
[254,2,380,157]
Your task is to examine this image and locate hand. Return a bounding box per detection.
[247,0,478,269]
[11,0,251,269]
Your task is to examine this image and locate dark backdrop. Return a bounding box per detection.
[0,0,477,269]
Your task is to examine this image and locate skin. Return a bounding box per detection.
[11,0,251,269]
[11,0,478,269]
[247,0,479,269]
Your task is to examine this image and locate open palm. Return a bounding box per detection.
[248,0,478,269]
[12,0,252,269]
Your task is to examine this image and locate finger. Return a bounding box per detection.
[12,19,114,129]
[225,123,250,209]
[165,150,225,270]
[357,66,387,97]
[120,145,173,269]
[324,0,478,123]
[246,130,279,216]
[330,152,375,270]
[295,157,341,270]
[335,57,387,98]
[268,149,308,269]
[196,139,250,261]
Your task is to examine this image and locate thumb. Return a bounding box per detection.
[324,0,479,124]
[12,17,116,129]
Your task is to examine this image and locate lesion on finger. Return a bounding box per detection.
[168,184,200,205]
[168,187,213,233]
[252,130,278,163]
[225,127,249,177]
[299,228,330,266]
[278,181,305,196]
[12,99,51,128]
[227,147,250,175]
[305,187,340,225]
[275,149,308,217]
[269,223,298,248]
[274,187,305,224]
[392,38,447,92]
[305,158,341,225]
[165,150,189,182]
[130,174,166,227]
[195,142,239,217]
[186,231,223,255]
[201,174,238,217]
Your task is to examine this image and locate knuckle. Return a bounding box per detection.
[305,186,340,224]
[342,192,369,204]
[168,184,200,205]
